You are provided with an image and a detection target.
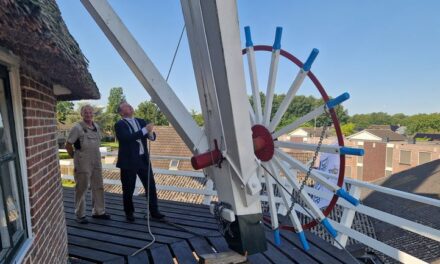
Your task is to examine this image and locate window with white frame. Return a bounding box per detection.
[0,65,28,262]
[418,152,431,165]
[399,150,411,165]
[386,147,393,168]
[169,159,179,170]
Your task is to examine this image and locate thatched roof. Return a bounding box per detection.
[0,0,99,100]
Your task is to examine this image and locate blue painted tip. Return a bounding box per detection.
[298,231,310,251]
[340,147,364,156]
[336,188,360,206]
[302,48,319,71]
[273,229,281,246]
[244,26,253,47]
[272,27,283,50]
[326,92,350,109]
[321,218,337,238]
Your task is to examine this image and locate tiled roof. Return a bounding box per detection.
[362,159,440,263]
[368,125,399,132]
[364,129,406,142]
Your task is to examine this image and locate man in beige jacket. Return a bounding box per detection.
[66,105,110,223]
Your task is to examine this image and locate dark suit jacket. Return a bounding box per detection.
[115,118,156,169]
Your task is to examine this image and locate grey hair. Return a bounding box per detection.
[80,104,94,115]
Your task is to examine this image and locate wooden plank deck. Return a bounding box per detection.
[63,188,354,264]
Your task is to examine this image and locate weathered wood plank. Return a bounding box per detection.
[206,236,229,253]
[262,243,296,264]
[170,240,198,264]
[65,212,195,239]
[67,226,157,249]
[68,244,125,263]
[301,230,354,264]
[69,235,137,256]
[264,229,320,264]
[188,236,215,256]
[126,251,150,264]
[247,253,273,264]
[150,244,174,264]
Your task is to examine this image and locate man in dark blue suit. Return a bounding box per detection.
[115,102,164,222]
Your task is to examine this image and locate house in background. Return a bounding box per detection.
[347,128,406,143]
[288,126,335,142]
[0,0,99,263]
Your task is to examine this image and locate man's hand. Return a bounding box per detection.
[146,123,154,133]
[65,142,75,158]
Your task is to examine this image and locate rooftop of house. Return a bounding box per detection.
[367,125,399,132]
[348,128,407,142]
[0,0,99,100]
[362,159,440,263]
[290,126,336,137]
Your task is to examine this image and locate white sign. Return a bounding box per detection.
[313,151,340,208]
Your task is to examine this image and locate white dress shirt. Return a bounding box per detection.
[124,117,154,155]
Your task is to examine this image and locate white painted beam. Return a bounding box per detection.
[80,0,208,153]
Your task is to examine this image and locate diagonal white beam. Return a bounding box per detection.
[81,0,208,153]
[272,102,326,139]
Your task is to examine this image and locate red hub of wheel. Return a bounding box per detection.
[252,125,274,162]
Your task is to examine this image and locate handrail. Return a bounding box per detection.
[315,170,440,207]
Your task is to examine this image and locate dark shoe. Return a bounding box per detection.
[150,211,165,220]
[92,213,111,220]
[76,217,88,224]
[126,214,135,222]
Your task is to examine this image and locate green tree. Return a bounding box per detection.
[106,87,126,140]
[56,101,74,124]
[341,122,356,136]
[191,109,204,126]
[135,100,169,125]
[107,87,126,115]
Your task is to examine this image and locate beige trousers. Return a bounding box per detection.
[73,139,105,218]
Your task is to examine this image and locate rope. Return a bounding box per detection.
[131,140,156,256]
[166,25,186,82]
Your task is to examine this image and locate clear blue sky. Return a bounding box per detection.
[57,0,440,115]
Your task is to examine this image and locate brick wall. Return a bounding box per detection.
[362,142,386,182]
[20,74,68,263]
[392,143,440,174]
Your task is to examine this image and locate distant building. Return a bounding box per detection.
[288,127,335,142]
[347,129,406,143]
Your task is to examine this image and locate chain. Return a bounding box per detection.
[286,106,330,216]
[212,202,234,237]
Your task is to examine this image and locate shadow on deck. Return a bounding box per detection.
[63,188,354,264]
